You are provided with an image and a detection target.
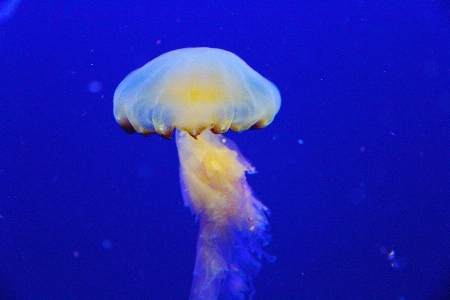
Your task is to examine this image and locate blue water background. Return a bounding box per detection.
[0,1,450,299]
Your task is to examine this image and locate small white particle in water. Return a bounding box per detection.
[102,239,112,249]
[87,80,103,93]
[298,139,304,145]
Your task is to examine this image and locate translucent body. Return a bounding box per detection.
[176,129,272,300]
[113,48,280,299]
[114,48,280,138]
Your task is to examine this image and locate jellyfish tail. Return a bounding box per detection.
[176,129,274,300]
[190,211,271,300]
[189,220,229,300]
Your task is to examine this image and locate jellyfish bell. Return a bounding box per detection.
[114,47,281,300]
[113,47,281,138]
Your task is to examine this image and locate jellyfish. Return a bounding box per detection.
[0,0,22,24]
[114,48,281,300]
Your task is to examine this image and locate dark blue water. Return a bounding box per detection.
[1,1,449,299]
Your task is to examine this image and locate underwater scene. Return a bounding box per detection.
[0,1,450,299]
